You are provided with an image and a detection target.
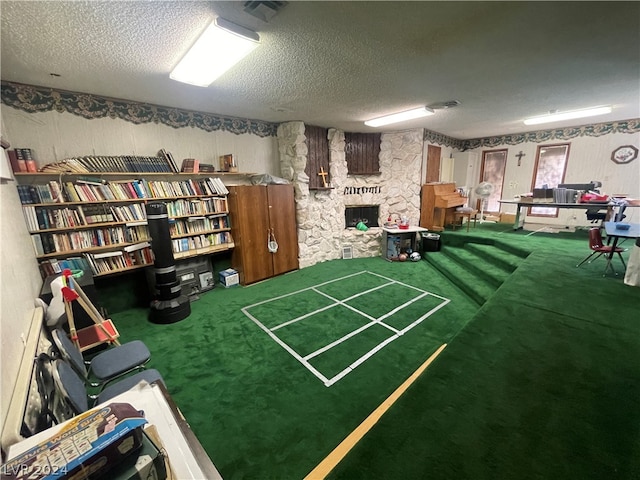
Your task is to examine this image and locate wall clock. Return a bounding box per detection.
[611,145,638,164]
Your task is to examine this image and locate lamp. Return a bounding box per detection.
[364,106,435,127]
[170,17,260,87]
[523,106,612,126]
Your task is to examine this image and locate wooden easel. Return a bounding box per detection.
[60,269,120,352]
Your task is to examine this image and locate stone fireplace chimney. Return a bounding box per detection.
[278,123,423,268]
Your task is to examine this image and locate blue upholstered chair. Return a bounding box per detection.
[51,358,164,413]
[51,328,151,389]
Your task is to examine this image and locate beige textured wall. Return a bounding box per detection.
[462,132,640,226]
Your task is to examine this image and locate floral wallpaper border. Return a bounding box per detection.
[425,118,640,150]
[423,129,466,150]
[3,81,638,148]
[463,118,640,150]
[0,81,278,137]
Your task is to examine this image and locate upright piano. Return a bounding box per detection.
[420,182,467,231]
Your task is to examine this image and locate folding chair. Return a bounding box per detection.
[51,359,165,413]
[51,328,151,389]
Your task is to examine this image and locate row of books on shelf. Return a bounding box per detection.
[31,226,150,256]
[22,198,229,232]
[84,243,154,275]
[38,154,178,174]
[165,197,228,217]
[38,256,92,278]
[37,231,234,277]
[172,232,233,253]
[38,244,154,278]
[22,203,148,231]
[169,216,230,236]
[16,177,229,205]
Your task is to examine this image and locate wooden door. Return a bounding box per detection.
[228,185,273,284]
[425,145,441,183]
[267,184,299,276]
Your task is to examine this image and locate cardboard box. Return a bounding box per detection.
[3,403,146,480]
[500,213,517,224]
[218,268,239,288]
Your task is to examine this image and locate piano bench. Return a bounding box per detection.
[452,210,478,232]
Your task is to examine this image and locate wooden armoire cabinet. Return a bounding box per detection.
[227,184,299,285]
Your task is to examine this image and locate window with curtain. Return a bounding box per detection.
[479,149,507,212]
[530,143,570,216]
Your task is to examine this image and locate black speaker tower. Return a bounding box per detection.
[146,202,190,324]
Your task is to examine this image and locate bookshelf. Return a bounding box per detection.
[15,172,243,278]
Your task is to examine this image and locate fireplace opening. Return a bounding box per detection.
[345,205,379,228]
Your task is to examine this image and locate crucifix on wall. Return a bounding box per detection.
[318,167,329,188]
[515,151,526,166]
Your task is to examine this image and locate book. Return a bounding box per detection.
[7,150,22,173]
[17,185,34,204]
[76,176,107,185]
[31,234,45,256]
[48,181,64,203]
[159,149,180,173]
[63,182,81,202]
[124,241,150,253]
[92,250,124,259]
[219,154,235,172]
[9,149,28,172]
[181,158,199,173]
[19,148,38,172]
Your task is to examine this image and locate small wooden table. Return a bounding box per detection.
[382,226,429,261]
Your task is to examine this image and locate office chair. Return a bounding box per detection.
[51,358,165,414]
[576,227,626,272]
[51,328,151,389]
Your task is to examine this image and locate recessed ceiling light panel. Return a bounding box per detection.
[170,17,260,87]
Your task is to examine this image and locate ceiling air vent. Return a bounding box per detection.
[428,100,461,110]
[243,1,288,22]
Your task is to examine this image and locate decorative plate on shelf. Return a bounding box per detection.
[611,145,638,164]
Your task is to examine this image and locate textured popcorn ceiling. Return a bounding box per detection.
[1,1,638,139]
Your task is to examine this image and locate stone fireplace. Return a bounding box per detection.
[345,205,380,228]
[277,122,423,268]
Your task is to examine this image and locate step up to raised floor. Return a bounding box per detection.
[423,240,529,307]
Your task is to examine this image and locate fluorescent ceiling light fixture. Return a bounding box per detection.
[523,106,612,126]
[364,106,435,127]
[170,17,260,87]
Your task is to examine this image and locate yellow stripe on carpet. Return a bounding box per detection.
[304,343,448,480]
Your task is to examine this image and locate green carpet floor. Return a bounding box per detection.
[111,223,640,479]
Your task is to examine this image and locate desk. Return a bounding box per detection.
[499,200,616,230]
[604,222,640,276]
[382,226,428,261]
